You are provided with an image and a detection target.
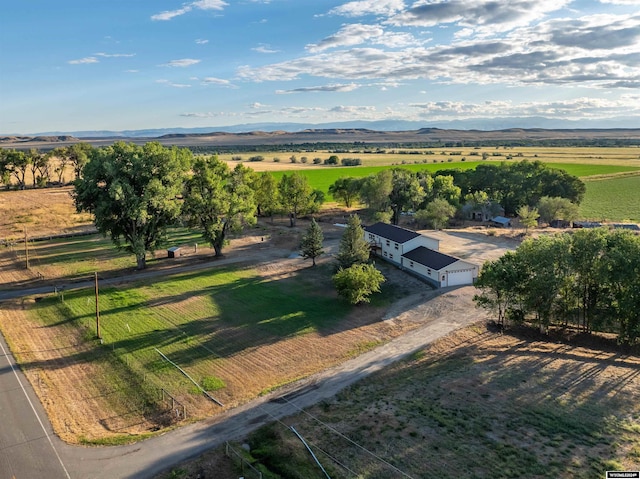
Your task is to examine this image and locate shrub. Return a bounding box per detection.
[248,155,265,162]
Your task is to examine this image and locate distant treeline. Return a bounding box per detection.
[186,138,640,154]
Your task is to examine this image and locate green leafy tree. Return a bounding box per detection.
[74,141,192,269]
[5,149,29,189]
[336,214,370,269]
[27,149,45,187]
[328,177,361,208]
[184,157,256,257]
[474,252,527,327]
[0,149,13,188]
[389,169,425,225]
[415,199,456,229]
[333,263,385,304]
[69,142,93,180]
[359,170,393,217]
[300,218,324,266]
[49,146,71,184]
[517,205,539,234]
[278,172,314,227]
[253,171,280,221]
[537,196,579,225]
[604,230,640,343]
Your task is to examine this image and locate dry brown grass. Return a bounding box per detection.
[0,186,92,239]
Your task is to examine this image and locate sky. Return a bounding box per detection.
[1,0,640,134]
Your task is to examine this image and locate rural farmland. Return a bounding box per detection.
[0,142,639,478]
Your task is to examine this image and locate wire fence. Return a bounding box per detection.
[225,442,263,479]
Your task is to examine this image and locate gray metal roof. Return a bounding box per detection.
[402,246,459,270]
[364,222,421,244]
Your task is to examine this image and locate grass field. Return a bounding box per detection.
[580,175,640,222]
[218,325,640,479]
[16,227,202,281]
[268,162,640,199]
[2,249,418,443]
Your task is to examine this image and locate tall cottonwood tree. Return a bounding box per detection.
[74,141,192,269]
[253,171,280,221]
[183,157,256,257]
[278,172,314,227]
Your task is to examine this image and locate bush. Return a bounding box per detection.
[333,263,385,304]
[324,155,339,165]
[272,157,280,162]
[340,158,362,166]
[231,156,243,161]
[313,157,322,164]
[248,155,265,162]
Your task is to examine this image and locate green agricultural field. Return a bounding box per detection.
[269,162,640,198]
[580,175,640,221]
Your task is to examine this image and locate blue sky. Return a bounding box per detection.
[1,0,639,134]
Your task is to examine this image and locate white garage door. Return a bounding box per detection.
[447,270,473,287]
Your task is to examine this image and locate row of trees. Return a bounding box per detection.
[0,144,92,189]
[74,142,324,269]
[328,161,584,228]
[474,228,640,344]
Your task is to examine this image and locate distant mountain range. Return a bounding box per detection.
[24,116,640,138]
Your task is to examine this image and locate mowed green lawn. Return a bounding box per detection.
[28,264,352,416]
[580,175,640,221]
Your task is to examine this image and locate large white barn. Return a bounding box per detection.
[364,222,478,288]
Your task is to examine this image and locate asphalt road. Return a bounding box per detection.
[0,332,71,479]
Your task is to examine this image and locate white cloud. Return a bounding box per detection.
[151,0,228,21]
[599,0,638,4]
[252,44,279,54]
[202,77,230,85]
[195,39,209,44]
[307,23,420,52]
[68,57,99,64]
[160,58,201,67]
[94,52,136,58]
[328,0,405,18]
[409,97,640,120]
[250,102,268,108]
[238,12,640,90]
[156,79,192,88]
[276,83,361,94]
[329,105,376,113]
[124,70,139,73]
[388,0,572,35]
[180,112,216,118]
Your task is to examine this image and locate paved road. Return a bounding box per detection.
[0,332,71,479]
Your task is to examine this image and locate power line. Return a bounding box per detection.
[282,397,416,479]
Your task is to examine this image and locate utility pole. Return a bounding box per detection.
[95,272,101,339]
[24,228,29,270]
